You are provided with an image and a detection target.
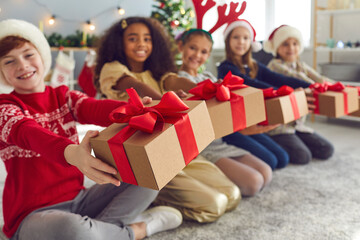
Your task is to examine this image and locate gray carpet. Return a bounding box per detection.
[1,117,359,240]
[149,152,360,240]
[148,115,360,240]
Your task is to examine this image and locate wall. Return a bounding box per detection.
[0,0,152,36]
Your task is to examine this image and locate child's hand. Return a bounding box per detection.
[142,96,152,105]
[306,95,316,113]
[239,124,281,135]
[175,89,188,99]
[64,130,121,186]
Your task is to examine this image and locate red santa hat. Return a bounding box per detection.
[263,25,304,56]
[0,19,52,88]
[223,19,262,52]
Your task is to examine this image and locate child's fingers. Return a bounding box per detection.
[85,157,120,186]
[90,156,118,175]
[86,169,121,186]
[142,96,152,105]
[175,89,188,98]
[85,130,100,138]
[80,130,99,151]
[306,96,316,103]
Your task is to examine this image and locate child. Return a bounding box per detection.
[177,29,272,195]
[262,25,334,164]
[264,25,334,84]
[0,19,183,240]
[217,19,320,165]
[94,17,241,223]
[218,20,311,90]
[94,17,195,100]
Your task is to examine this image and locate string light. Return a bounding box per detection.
[86,20,96,31]
[48,15,56,25]
[117,6,125,15]
[31,0,125,29]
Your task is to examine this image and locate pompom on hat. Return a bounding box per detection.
[263,25,304,56]
[0,19,51,87]
[223,19,262,52]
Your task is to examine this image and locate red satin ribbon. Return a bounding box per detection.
[309,82,348,114]
[188,71,248,131]
[261,86,300,124]
[108,88,199,185]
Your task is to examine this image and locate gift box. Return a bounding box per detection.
[188,71,266,139]
[90,89,215,190]
[350,97,360,117]
[262,86,308,125]
[306,82,359,118]
[350,87,360,117]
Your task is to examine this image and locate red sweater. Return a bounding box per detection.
[0,86,125,238]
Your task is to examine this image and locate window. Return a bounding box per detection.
[205,0,312,49]
[273,0,312,46]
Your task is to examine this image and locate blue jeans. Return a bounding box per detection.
[223,132,289,170]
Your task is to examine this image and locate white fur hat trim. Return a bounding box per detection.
[223,20,262,52]
[0,19,51,87]
[263,25,304,56]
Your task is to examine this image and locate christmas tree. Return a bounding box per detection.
[151,0,194,39]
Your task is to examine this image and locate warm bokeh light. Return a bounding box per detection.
[118,7,125,15]
[48,16,55,25]
[87,21,95,31]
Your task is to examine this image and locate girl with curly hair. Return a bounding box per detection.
[94,17,195,100]
[94,17,241,223]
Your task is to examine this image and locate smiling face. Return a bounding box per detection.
[228,26,252,58]
[180,34,212,76]
[0,42,45,94]
[276,37,300,62]
[123,22,153,72]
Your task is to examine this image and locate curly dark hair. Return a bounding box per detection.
[94,17,177,90]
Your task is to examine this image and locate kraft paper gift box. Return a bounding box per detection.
[350,87,360,117]
[261,87,308,125]
[350,97,360,117]
[188,72,266,139]
[306,82,359,118]
[90,89,215,190]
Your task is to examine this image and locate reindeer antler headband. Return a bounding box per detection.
[191,0,247,34]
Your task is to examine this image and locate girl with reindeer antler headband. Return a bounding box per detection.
[178,1,289,173]
[176,0,273,197]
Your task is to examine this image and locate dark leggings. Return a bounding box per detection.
[270,132,334,164]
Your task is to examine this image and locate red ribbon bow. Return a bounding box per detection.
[188,71,247,101]
[261,85,300,125]
[309,81,345,93]
[309,81,348,114]
[107,88,198,186]
[262,85,294,99]
[110,88,189,133]
[188,71,248,131]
